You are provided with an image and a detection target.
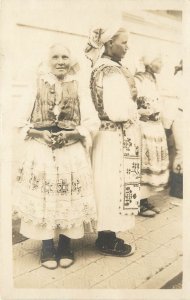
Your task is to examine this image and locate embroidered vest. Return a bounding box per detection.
[90,64,137,121]
[30,78,81,129]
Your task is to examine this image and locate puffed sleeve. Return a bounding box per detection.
[134,74,143,96]
[103,71,137,122]
[161,74,182,129]
[161,98,179,129]
[75,74,100,149]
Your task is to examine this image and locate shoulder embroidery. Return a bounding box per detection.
[135,72,146,82]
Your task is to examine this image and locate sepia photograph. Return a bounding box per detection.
[0,0,189,299]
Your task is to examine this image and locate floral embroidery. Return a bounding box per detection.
[72,179,82,194]
[40,181,53,194]
[123,138,132,155]
[32,176,40,190]
[16,168,87,196]
[124,186,133,206]
[98,120,141,215]
[57,179,69,194]
[14,162,96,229]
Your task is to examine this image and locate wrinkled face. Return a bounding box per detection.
[110,32,129,62]
[150,58,162,74]
[49,45,71,78]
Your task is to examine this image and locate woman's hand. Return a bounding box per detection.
[139,115,150,122]
[28,129,52,146]
[52,130,82,147]
[138,108,154,122]
[41,130,52,146]
[52,131,69,147]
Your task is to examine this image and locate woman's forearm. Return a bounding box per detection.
[68,129,82,140]
[28,128,42,138]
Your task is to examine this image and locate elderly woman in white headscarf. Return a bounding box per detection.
[13,43,100,269]
[134,53,169,217]
[85,26,141,256]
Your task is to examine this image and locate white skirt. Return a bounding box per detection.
[13,138,97,233]
[140,120,169,188]
[92,130,136,233]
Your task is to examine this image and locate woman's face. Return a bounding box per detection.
[150,58,162,74]
[110,32,129,62]
[49,45,71,78]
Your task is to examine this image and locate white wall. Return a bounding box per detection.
[5,1,182,178]
[10,1,182,82]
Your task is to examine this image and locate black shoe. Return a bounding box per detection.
[41,241,57,270]
[95,236,135,257]
[56,235,74,268]
[58,249,74,268]
[138,199,156,217]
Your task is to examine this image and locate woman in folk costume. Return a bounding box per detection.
[13,44,100,269]
[163,60,183,199]
[134,54,169,217]
[85,26,141,256]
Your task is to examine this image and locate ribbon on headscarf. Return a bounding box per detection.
[85,25,123,67]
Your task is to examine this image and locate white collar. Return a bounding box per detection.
[93,57,121,69]
[40,72,77,85]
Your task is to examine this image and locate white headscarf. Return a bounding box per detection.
[141,52,162,67]
[37,43,80,77]
[85,25,127,67]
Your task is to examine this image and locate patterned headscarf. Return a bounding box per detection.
[85,25,126,67]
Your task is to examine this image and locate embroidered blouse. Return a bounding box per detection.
[90,57,138,124]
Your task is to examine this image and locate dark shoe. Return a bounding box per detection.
[95,237,135,257]
[146,202,161,214]
[142,199,160,214]
[56,234,74,268]
[58,250,74,268]
[139,199,157,217]
[139,204,156,217]
[170,171,183,199]
[41,241,57,270]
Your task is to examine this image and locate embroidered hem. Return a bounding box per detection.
[100,120,141,216]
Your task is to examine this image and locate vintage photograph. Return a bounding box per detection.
[0,0,187,298]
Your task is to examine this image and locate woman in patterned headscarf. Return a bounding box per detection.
[134,53,169,217]
[85,26,141,256]
[13,43,100,269]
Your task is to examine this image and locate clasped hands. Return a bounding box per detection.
[41,130,81,148]
[138,107,160,122]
